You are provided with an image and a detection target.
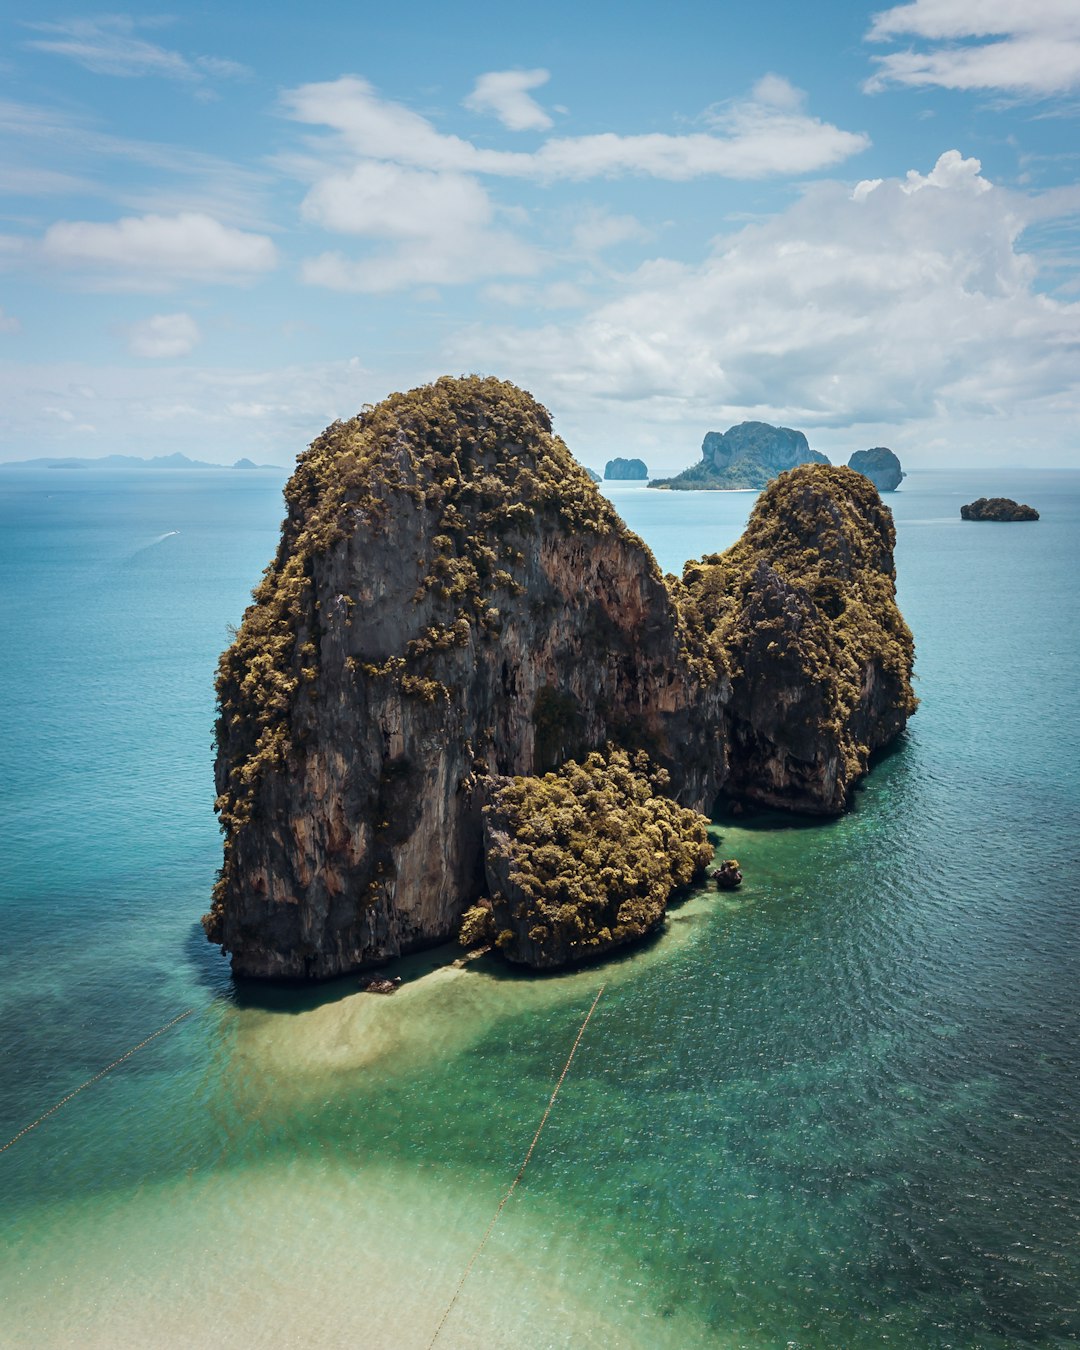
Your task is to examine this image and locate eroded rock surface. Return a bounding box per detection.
[206,379,915,977]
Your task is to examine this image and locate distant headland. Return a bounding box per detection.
[1,452,282,471]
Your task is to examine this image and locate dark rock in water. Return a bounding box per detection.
[712,859,742,890]
[204,378,915,979]
[848,447,905,492]
[359,975,401,993]
[961,497,1039,522]
[583,466,602,484]
[604,457,648,480]
[650,422,830,491]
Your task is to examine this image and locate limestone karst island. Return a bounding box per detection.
[205,377,916,979]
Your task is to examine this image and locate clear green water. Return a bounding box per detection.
[1,468,1077,1348]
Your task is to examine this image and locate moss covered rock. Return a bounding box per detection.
[678,463,916,812]
[480,748,713,968]
[206,379,915,980]
[207,376,721,977]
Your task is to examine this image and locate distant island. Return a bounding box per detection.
[1,452,281,471]
[605,457,648,480]
[961,497,1039,522]
[650,421,829,490]
[847,447,905,492]
[583,466,602,484]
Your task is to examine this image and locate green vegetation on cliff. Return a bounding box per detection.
[678,464,917,799]
[206,377,917,970]
[208,376,653,940]
[466,748,713,967]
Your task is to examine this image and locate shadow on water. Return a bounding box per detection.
[182,920,236,1001]
[223,938,470,1014]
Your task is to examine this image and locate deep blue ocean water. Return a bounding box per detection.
[0,465,1077,1348]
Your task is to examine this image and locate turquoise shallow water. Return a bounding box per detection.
[1,466,1077,1348]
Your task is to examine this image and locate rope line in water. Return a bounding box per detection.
[0,1008,195,1155]
[427,984,605,1349]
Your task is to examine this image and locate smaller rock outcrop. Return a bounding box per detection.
[961,497,1039,522]
[678,464,917,813]
[583,466,602,484]
[651,422,830,491]
[604,457,648,480]
[473,748,712,968]
[848,447,904,492]
[712,859,742,890]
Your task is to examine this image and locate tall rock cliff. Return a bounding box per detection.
[207,378,724,978]
[206,378,915,978]
[678,465,916,812]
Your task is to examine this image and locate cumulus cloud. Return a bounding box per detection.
[301,160,493,238]
[39,212,277,288]
[464,69,553,131]
[282,75,869,182]
[865,0,1080,95]
[446,151,1080,459]
[22,16,250,89]
[283,74,869,294]
[298,158,540,292]
[127,312,201,358]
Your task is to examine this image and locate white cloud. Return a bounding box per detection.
[464,69,553,131]
[900,148,990,193]
[301,160,492,238]
[301,228,539,294]
[571,208,650,254]
[445,151,1080,463]
[40,212,277,288]
[298,158,540,292]
[22,16,251,88]
[0,307,20,333]
[282,76,869,182]
[127,312,201,358]
[866,0,1080,95]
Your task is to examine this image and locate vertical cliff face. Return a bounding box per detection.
[206,380,915,979]
[679,464,916,813]
[207,378,724,978]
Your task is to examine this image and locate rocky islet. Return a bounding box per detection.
[961,496,1039,521]
[206,376,916,977]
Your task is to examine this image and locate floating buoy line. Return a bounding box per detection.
[3,980,607,1349]
[426,984,606,1348]
[0,1007,195,1155]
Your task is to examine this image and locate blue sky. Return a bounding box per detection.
[2,0,1080,470]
